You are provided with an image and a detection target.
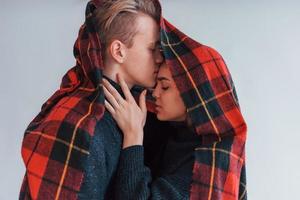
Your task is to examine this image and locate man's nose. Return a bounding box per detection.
[155,49,164,64]
[152,87,159,99]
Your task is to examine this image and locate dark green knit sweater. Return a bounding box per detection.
[115,121,202,200]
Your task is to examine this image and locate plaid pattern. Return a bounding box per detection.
[20,0,247,199]
[160,19,247,199]
[19,1,105,199]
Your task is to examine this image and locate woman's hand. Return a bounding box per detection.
[103,74,147,149]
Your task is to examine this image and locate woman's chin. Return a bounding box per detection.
[156,112,187,122]
[156,113,168,121]
[156,112,170,121]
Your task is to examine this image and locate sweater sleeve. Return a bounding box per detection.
[78,112,122,200]
[114,145,190,200]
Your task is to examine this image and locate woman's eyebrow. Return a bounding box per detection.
[157,77,170,81]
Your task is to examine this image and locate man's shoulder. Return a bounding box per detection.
[93,110,122,143]
[95,110,117,130]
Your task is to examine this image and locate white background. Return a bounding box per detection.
[1,0,299,199]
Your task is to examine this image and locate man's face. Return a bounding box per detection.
[122,13,163,88]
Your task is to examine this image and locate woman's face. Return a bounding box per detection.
[152,63,187,121]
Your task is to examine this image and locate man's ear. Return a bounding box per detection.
[109,40,126,63]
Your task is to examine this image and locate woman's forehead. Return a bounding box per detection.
[157,65,172,80]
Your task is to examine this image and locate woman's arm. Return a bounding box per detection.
[115,145,189,200]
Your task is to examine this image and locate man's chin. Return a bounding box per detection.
[138,80,156,89]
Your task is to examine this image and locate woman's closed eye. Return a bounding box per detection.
[161,83,170,90]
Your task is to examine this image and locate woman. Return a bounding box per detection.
[103,63,199,199]
[103,18,247,200]
[103,60,247,200]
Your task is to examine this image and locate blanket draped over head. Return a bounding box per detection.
[20,0,247,199]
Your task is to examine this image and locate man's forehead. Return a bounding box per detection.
[134,30,159,43]
[134,15,160,38]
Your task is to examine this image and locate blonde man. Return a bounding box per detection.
[19,0,163,199]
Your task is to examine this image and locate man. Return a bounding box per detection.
[19,0,163,199]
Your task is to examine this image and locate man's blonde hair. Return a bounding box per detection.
[94,0,161,49]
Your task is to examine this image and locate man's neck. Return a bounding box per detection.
[103,64,134,89]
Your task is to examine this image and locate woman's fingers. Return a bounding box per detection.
[104,100,115,115]
[103,85,120,109]
[139,90,147,115]
[117,73,134,101]
[103,78,124,104]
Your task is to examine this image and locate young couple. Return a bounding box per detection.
[20,0,247,199]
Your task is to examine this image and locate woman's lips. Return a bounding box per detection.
[155,104,161,110]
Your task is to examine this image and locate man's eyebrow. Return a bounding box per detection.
[157,77,170,81]
[149,41,160,46]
